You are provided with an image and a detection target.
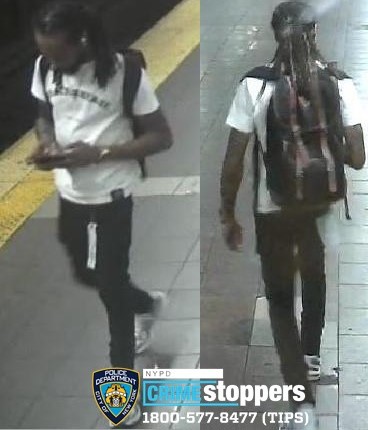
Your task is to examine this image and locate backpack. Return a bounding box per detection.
[247,64,348,214]
[39,48,147,178]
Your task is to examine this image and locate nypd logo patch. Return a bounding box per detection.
[92,368,140,426]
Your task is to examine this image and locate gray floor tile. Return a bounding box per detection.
[42,356,110,398]
[321,321,338,350]
[244,346,281,379]
[163,289,200,319]
[325,288,339,322]
[187,239,199,262]
[201,294,255,346]
[200,345,247,384]
[130,262,183,292]
[172,262,200,290]
[7,311,90,359]
[340,335,368,364]
[316,385,338,415]
[318,415,337,430]
[340,395,368,430]
[0,357,55,398]
[0,396,34,428]
[32,193,58,218]
[339,226,368,244]
[0,294,44,353]
[201,315,253,346]
[250,297,273,347]
[339,309,368,335]
[201,293,255,321]
[320,348,338,377]
[340,364,368,395]
[339,263,368,285]
[169,354,199,369]
[20,396,99,429]
[151,320,199,355]
[0,218,65,267]
[205,243,258,275]
[346,168,368,181]
[201,262,260,296]
[340,285,368,308]
[352,180,368,194]
[131,236,197,263]
[340,244,368,264]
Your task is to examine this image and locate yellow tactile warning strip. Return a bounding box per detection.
[0,0,199,249]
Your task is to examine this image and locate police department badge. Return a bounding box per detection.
[93,368,140,426]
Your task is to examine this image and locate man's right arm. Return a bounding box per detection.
[220,128,252,221]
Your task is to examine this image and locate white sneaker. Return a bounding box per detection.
[110,403,142,428]
[304,355,321,381]
[279,404,318,430]
[135,291,167,354]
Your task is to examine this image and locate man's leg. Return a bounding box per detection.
[256,215,315,409]
[95,196,153,368]
[298,217,326,358]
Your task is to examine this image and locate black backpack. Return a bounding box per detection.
[247,64,348,213]
[39,48,147,178]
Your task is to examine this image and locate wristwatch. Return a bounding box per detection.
[98,147,111,162]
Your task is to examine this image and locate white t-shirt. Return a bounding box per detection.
[226,70,362,214]
[31,54,160,204]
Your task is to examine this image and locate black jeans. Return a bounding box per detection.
[255,212,326,407]
[58,195,154,369]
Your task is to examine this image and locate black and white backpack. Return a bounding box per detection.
[246,63,349,215]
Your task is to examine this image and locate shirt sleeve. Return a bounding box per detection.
[31,56,47,102]
[338,78,362,126]
[132,69,160,116]
[226,78,255,133]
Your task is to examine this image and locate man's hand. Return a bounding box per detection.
[27,142,69,171]
[220,209,243,252]
[61,142,101,167]
[28,142,101,170]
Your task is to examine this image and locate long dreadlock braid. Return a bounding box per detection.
[271,1,325,99]
[271,2,340,199]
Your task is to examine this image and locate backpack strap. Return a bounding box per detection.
[243,65,280,82]
[123,52,143,118]
[122,51,147,178]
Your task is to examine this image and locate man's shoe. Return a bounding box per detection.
[279,404,318,430]
[135,291,167,354]
[304,355,321,381]
[110,403,142,428]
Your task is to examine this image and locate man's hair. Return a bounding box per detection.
[271,1,325,97]
[33,0,116,88]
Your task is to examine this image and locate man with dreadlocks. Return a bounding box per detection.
[220,2,365,429]
[28,1,172,427]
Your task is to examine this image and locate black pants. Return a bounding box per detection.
[58,195,154,369]
[255,213,326,407]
